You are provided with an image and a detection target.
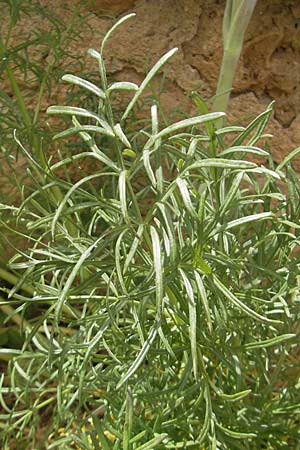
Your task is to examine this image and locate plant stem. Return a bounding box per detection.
[212,0,257,127]
[0,266,34,295]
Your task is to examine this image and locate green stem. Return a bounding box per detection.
[212,0,257,127]
[213,48,240,122]
[0,266,34,295]
[0,32,78,237]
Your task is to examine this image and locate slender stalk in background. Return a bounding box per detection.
[213,0,257,126]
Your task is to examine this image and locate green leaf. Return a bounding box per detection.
[146,113,225,148]
[55,237,102,319]
[122,148,136,158]
[123,389,133,450]
[194,270,213,334]
[53,125,115,141]
[213,275,281,324]
[107,82,138,93]
[244,334,295,350]
[219,171,244,216]
[218,389,251,401]
[119,170,129,223]
[179,269,198,380]
[216,421,256,439]
[211,212,274,236]
[232,105,273,146]
[101,13,136,53]
[156,202,177,263]
[114,123,132,148]
[134,434,168,450]
[122,48,178,120]
[193,251,212,275]
[47,105,99,121]
[183,158,256,173]
[219,145,269,157]
[150,226,163,314]
[176,178,197,218]
[92,415,111,450]
[116,323,158,389]
[143,148,156,186]
[276,146,300,171]
[123,225,144,273]
[62,74,105,99]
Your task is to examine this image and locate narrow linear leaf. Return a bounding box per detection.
[53,125,114,141]
[151,104,158,134]
[135,434,168,450]
[156,202,177,263]
[47,105,99,122]
[249,166,281,179]
[47,105,113,134]
[117,324,158,389]
[62,74,105,99]
[123,389,133,450]
[232,106,273,146]
[158,326,176,358]
[55,237,102,318]
[210,212,274,238]
[114,123,132,148]
[72,117,120,171]
[191,92,214,136]
[122,48,178,120]
[87,48,101,60]
[244,334,295,350]
[119,170,129,223]
[216,422,256,439]
[213,275,281,324]
[280,219,300,230]
[92,415,111,450]
[183,158,256,174]
[215,126,245,135]
[107,82,138,93]
[179,269,198,380]
[187,138,199,157]
[219,171,244,216]
[277,146,300,170]
[194,270,213,334]
[51,173,102,239]
[143,148,156,186]
[101,13,136,53]
[219,145,269,157]
[218,389,251,402]
[150,226,163,313]
[176,178,197,219]
[166,440,203,448]
[115,231,128,294]
[124,225,144,273]
[146,112,225,148]
[196,386,210,444]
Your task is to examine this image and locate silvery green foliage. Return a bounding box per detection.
[1,14,299,450]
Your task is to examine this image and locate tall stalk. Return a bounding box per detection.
[212,0,257,126]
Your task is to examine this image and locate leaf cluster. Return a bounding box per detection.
[0,13,300,450]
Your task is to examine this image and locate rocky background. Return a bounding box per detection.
[87,0,300,165]
[2,0,300,162]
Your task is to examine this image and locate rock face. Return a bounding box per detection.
[1,0,300,260]
[85,0,300,166]
[87,0,136,14]
[2,0,300,171]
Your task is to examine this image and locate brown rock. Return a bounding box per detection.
[87,0,136,15]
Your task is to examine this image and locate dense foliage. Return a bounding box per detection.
[0,7,300,450]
